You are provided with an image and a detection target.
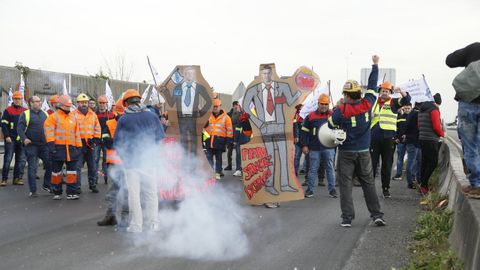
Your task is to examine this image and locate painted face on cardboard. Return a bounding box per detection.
[184,68,196,83]
[261,68,273,84]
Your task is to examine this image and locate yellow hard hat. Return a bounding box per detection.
[76,93,90,102]
[342,80,361,93]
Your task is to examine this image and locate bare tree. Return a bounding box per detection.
[95,52,133,81]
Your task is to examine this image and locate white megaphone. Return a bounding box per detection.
[318,123,347,148]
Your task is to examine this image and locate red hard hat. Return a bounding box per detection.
[12,91,23,99]
[98,95,108,103]
[49,95,59,103]
[58,95,73,107]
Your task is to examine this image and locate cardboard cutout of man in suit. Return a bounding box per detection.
[242,64,301,195]
[161,66,212,156]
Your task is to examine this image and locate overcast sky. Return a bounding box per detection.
[1,0,479,121]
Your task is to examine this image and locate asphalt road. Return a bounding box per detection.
[0,165,419,270]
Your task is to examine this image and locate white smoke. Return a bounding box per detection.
[109,128,251,261]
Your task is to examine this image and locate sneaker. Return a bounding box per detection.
[66,194,79,200]
[374,217,387,226]
[299,169,305,175]
[97,215,117,226]
[233,170,242,177]
[383,188,391,198]
[301,182,308,186]
[0,180,7,187]
[419,186,429,196]
[329,190,338,198]
[52,195,62,200]
[392,176,402,181]
[41,186,51,192]
[224,166,232,171]
[215,173,221,180]
[340,219,352,227]
[264,202,279,208]
[468,187,480,199]
[219,171,225,177]
[304,189,314,198]
[90,186,99,193]
[407,184,416,189]
[13,178,24,185]
[76,188,82,194]
[104,177,108,185]
[150,223,160,232]
[28,192,38,198]
[126,225,142,233]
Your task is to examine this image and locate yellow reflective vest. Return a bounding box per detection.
[370,98,397,131]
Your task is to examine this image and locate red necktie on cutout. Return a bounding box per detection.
[266,84,274,115]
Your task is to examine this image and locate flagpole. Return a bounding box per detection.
[147,56,158,86]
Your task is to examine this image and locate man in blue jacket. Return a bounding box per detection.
[114,89,165,233]
[329,55,385,228]
[300,94,337,198]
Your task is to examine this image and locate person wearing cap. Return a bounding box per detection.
[17,96,52,197]
[300,94,337,198]
[225,101,242,172]
[114,89,164,233]
[446,42,480,198]
[370,79,411,198]
[97,98,128,227]
[96,95,116,185]
[47,95,59,115]
[329,55,385,227]
[203,99,233,180]
[44,95,83,200]
[73,93,102,194]
[1,91,27,186]
[147,92,168,131]
[417,93,444,195]
[392,103,412,182]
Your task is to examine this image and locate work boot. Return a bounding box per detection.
[13,178,24,185]
[0,180,7,187]
[224,165,232,171]
[90,185,99,193]
[97,215,117,226]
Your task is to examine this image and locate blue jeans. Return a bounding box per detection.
[77,146,98,189]
[2,140,26,180]
[405,144,419,185]
[458,101,480,187]
[94,143,108,179]
[294,144,302,175]
[395,143,406,177]
[307,149,336,193]
[206,148,223,173]
[235,143,242,171]
[24,144,52,192]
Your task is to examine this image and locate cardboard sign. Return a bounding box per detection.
[241,64,312,204]
[157,66,215,200]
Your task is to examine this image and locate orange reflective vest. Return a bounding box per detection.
[73,109,101,141]
[105,118,122,165]
[44,110,82,161]
[204,111,233,148]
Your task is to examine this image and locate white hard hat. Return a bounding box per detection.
[318,123,347,148]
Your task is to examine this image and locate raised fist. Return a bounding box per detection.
[372,55,380,65]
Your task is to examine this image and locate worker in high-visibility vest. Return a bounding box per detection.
[44,95,83,200]
[1,91,27,186]
[96,95,115,184]
[17,96,51,197]
[203,99,233,180]
[47,95,59,115]
[73,93,102,194]
[370,81,410,198]
[97,98,128,226]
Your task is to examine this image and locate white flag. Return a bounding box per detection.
[62,79,69,95]
[141,85,151,104]
[149,86,165,104]
[7,87,13,106]
[300,86,329,119]
[41,97,49,112]
[19,74,26,96]
[150,63,161,86]
[105,80,115,110]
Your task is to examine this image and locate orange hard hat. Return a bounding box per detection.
[98,95,108,103]
[379,82,394,92]
[122,89,141,105]
[318,94,330,104]
[49,95,59,103]
[115,98,125,115]
[58,95,73,107]
[212,99,222,107]
[12,91,23,99]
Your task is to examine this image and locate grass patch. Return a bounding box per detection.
[404,186,463,269]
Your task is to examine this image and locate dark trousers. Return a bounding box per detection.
[206,148,223,173]
[77,146,98,189]
[226,143,234,168]
[2,140,26,180]
[94,143,108,179]
[370,138,395,189]
[24,144,52,192]
[52,160,77,195]
[178,116,197,156]
[419,140,440,188]
[105,164,128,216]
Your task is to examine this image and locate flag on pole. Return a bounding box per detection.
[62,79,69,95]
[141,85,151,104]
[149,86,165,104]
[105,80,115,111]
[7,87,13,106]
[19,74,28,107]
[41,97,49,112]
[147,56,162,86]
[300,85,329,119]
